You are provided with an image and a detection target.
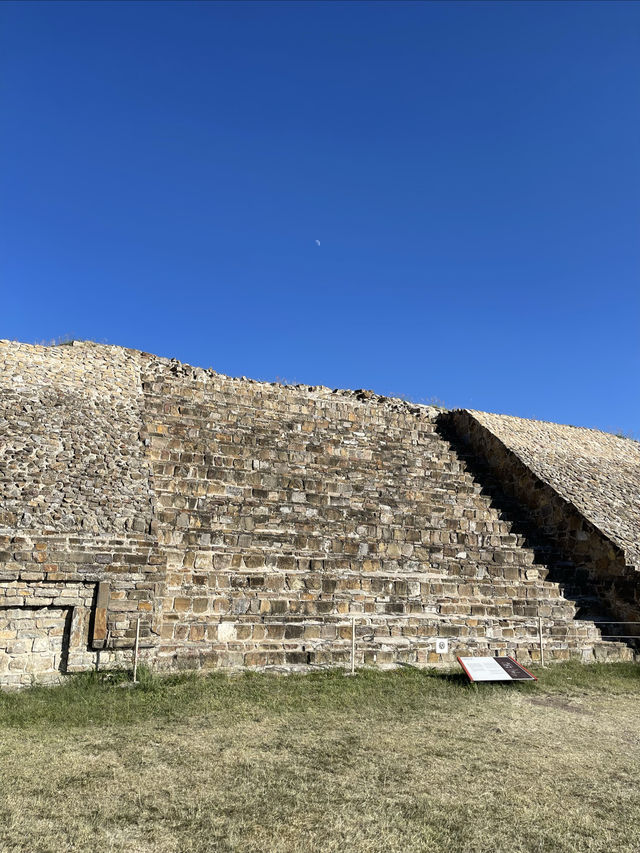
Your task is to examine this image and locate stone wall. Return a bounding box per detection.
[0,579,93,688]
[142,359,626,671]
[0,340,153,534]
[0,341,165,683]
[455,410,640,567]
[0,340,637,687]
[442,410,640,623]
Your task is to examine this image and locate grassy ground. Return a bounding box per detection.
[1,663,639,853]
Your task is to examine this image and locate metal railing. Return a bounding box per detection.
[124,613,640,681]
[339,611,550,673]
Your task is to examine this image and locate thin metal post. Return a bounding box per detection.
[133,616,140,683]
[351,616,356,675]
[538,616,545,668]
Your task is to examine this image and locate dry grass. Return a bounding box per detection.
[1,663,640,853]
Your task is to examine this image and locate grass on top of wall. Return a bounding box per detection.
[1,662,640,853]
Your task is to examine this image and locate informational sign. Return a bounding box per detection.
[457,656,537,682]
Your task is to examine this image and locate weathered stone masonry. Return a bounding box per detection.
[1,340,638,687]
[0,341,164,686]
[441,410,640,624]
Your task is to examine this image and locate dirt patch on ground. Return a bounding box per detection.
[527,695,593,715]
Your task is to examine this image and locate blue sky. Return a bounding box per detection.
[2,1,638,434]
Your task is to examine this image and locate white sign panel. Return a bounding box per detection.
[457,656,536,682]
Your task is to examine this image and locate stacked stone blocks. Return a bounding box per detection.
[0,339,637,687]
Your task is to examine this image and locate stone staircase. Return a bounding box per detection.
[142,364,633,669]
[1,340,635,689]
[435,420,634,663]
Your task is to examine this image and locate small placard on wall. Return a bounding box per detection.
[457,656,537,682]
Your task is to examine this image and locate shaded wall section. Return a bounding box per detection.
[443,410,640,624]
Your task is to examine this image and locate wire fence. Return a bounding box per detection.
[125,613,640,681]
[254,613,640,673]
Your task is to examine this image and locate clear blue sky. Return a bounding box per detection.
[2,1,638,434]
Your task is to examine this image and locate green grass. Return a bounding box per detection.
[1,663,640,852]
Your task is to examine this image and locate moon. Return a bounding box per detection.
[315,240,321,246]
